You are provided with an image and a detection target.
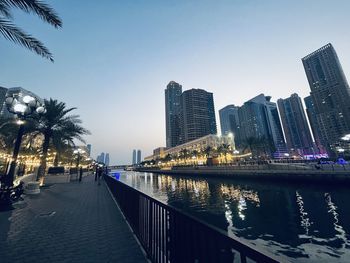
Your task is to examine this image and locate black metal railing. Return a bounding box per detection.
[104,175,286,263]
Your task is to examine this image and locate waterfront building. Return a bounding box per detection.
[145,134,236,164]
[180,89,217,144]
[105,153,110,166]
[302,43,350,153]
[86,144,92,157]
[97,152,105,163]
[304,96,326,153]
[137,150,141,164]
[277,94,314,155]
[219,104,241,146]
[0,86,7,116]
[132,149,136,165]
[239,94,287,157]
[165,81,182,147]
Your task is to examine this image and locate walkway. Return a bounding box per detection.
[0,175,148,263]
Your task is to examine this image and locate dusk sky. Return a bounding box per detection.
[1,0,350,164]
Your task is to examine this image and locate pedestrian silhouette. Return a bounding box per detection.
[79,167,83,182]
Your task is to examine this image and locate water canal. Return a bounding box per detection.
[114,170,350,262]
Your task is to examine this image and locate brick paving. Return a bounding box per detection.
[0,174,148,263]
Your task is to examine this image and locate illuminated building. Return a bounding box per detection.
[219,104,241,146]
[277,94,314,155]
[165,81,182,147]
[302,43,350,153]
[180,89,217,143]
[239,94,287,158]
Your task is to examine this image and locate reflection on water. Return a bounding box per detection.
[117,171,350,262]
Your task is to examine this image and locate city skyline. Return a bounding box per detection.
[1,1,350,164]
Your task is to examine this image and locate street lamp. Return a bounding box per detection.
[2,89,45,188]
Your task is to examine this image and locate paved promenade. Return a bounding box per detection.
[0,175,147,263]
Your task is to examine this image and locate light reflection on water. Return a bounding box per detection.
[116,171,350,263]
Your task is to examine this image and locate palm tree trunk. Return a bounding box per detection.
[37,133,50,181]
[54,153,59,166]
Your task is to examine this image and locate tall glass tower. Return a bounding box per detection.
[277,94,314,155]
[165,81,182,147]
[302,43,350,151]
[219,104,240,146]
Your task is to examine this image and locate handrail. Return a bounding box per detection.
[104,175,288,263]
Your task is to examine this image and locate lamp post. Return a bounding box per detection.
[3,90,45,188]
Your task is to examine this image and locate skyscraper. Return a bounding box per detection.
[180,88,217,143]
[132,149,136,165]
[137,150,141,164]
[105,153,110,166]
[86,144,92,157]
[97,152,105,163]
[277,94,314,155]
[304,96,325,153]
[165,81,182,147]
[302,43,350,152]
[239,94,286,157]
[219,104,240,146]
[0,86,7,116]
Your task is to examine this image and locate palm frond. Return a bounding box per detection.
[3,0,62,27]
[0,18,54,61]
[0,1,12,18]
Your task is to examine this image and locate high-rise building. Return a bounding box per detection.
[277,94,314,155]
[132,149,136,165]
[86,144,92,157]
[137,150,141,164]
[165,81,182,147]
[304,96,326,153]
[302,43,350,152]
[180,89,217,143]
[1,87,40,118]
[0,86,7,116]
[239,94,287,157]
[105,153,110,166]
[219,104,240,146]
[97,152,105,163]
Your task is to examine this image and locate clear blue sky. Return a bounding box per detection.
[1,0,350,164]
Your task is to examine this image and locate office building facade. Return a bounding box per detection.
[0,86,7,116]
[219,104,240,146]
[132,149,136,165]
[239,94,287,157]
[180,89,217,143]
[165,81,182,147]
[277,94,314,155]
[302,43,350,152]
[105,153,110,166]
[137,150,141,164]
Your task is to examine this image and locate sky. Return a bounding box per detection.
[1,0,350,165]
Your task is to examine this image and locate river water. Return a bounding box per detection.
[114,170,350,262]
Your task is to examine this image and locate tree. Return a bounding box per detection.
[0,0,62,61]
[179,148,189,164]
[36,99,90,180]
[203,146,212,158]
[217,143,231,164]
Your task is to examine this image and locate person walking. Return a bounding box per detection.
[97,167,103,186]
[94,165,98,181]
[79,167,83,182]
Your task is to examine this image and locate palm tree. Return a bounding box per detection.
[179,148,189,164]
[203,146,212,159]
[0,0,62,61]
[217,143,231,164]
[36,99,90,180]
